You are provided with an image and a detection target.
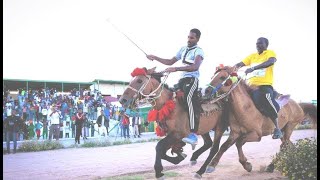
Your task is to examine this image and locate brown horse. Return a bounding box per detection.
[119,67,230,179]
[200,65,317,176]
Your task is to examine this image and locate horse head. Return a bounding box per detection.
[119,67,164,109]
[204,65,238,98]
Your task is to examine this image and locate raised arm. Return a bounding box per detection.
[146,55,178,65]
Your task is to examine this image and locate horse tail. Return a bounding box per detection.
[299,103,317,128]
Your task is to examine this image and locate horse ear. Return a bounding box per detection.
[146,67,157,75]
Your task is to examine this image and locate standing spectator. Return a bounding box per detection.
[132,113,141,138]
[65,122,71,138]
[42,120,48,140]
[27,120,35,140]
[41,104,48,121]
[71,119,75,138]
[96,110,109,137]
[90,120,95,137]
[4,109,21,154]
[48,105,61,141]
[82,117,89,140]
[35,119,43,140]
[75,108,85,144]
[122,113,130,138]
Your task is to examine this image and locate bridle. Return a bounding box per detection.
[125,72,170,108]
[206,68,243,104]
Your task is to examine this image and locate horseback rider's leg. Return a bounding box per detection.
[251,88,265,115]
[181,77,200,146]
[259,85,283,139]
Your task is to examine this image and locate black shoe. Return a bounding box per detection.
[272,128,283,139]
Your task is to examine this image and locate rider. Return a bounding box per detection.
[234,37,283,139]
[146,28,204,146]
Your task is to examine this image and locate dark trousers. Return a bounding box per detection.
[251,85,280,120]
[75,126,82,144]
[6,131,17,152]
[179,77,200,133]
[122,125,129,138]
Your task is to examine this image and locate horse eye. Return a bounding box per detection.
[137,79,143,83]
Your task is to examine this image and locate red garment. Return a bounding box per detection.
[122,116,129,125]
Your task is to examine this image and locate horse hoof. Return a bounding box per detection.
[245,162,252,172]
[265,163,274,173]
[190,160,197,166]
[205,166,215,173]
[194,173,202,179]
[157,176,165,180]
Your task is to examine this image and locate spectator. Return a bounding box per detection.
[48,105,61,141]
[27,120,35,140]
[132,113,141,138]
[4,109,21,154]
[35,119,43,140]
[42,120,48,140]
[90,120,95,137]
[82,117,89,140]
[96,110,109,137]
[122,113,130,138]
[65,122,70,138]
[75,108,85,144]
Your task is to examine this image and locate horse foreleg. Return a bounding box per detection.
[190,132,212,165]
[154,134,176,179]
[195,128,225,177]
[163,152,187,165]
[206,132,240,173]
[235,131,262,172]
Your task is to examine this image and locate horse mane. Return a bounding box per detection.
[150,73,170,90]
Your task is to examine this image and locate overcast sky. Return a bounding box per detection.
[3,0,317,102]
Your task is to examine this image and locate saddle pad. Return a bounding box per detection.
[276,94,291,109]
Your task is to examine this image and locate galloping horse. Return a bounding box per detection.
[198,65,317,177]
[119,67,230,179]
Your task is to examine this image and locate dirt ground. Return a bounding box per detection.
[3,129,317,180]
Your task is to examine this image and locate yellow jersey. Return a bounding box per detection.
[242,50,276,86]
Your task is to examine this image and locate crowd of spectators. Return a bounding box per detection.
[3,87,134,152]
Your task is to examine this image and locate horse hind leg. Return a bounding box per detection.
[190,132,212,166]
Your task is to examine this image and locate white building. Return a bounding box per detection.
[90,79,129,99]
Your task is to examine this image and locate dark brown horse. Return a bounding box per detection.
[199,65,317,177]
[119,67,230,179]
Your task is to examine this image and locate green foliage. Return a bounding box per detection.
[164,171,180,177]
[295,124,312,130]
[272,138,317,180]
[113,139,132,145]
[19,140,64,152]
[81,139,112,147]
[104,176,144,180]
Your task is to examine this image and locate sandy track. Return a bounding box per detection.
[3,129,317,180]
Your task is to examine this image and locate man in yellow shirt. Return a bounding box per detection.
[234,37,283,139]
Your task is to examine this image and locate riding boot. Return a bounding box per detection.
[272,118,283,139]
